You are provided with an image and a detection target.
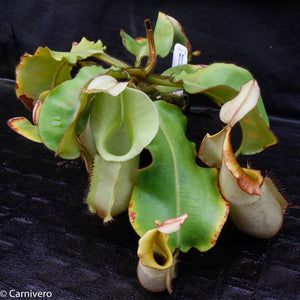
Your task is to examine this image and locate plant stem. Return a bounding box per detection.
[124,68,183,88]
[96,50,181,88]
[145,74,183,88]
[144,19,157,75]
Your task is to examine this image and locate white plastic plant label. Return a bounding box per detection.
[172,43,188,96]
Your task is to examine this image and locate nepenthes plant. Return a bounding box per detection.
[7,12,288,293]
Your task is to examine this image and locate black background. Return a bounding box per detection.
[0,1,299,299]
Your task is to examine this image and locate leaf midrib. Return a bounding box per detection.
[159,121,180,248]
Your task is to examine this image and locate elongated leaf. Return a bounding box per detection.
[90,87,159,162]
[129,101,229,252]
[16,38,105,110]
[159,63,277,155]
[38,65,106,159]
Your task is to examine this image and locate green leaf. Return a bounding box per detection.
[159,63,277,155]
[238,108,277,155]
[38,65,106,159]
[152,12,175,57]
[166,14,192,57]
[16,48,72,110]
[120,31,148,66]
[121,12,192,65]
[48,37,105,64]
[129,101,229,252]
[7,117,42,143]
[90,87,159,162]
[16,38,105,110]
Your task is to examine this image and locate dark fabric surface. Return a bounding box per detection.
[0,1,299,299]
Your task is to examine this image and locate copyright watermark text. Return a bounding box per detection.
[0,289,52,298]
